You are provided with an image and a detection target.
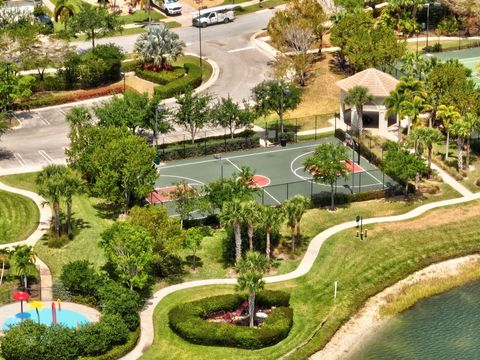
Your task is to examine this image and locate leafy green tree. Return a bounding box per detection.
[436,104,461,160]
[260,205,284,261]
[210,96,255,139]
[172,181,200,229]
[10,245,36,289]
[95,91,150,134]
[344,86,373,136]
[235,251,268,328]
[134,23,185,68]
[101,223,154,290]
[69,3,122,48]
[36,164,67,237]
[174,88,212,144]
[183,227,203,270]
[303,143,349,210]
[251,80,301,135]
[283,195,310,251]
[127,205,184,277]
[383,142,427,197]
[410,127,443,170]
[220,198,244,262]
[60,260,101,297]
[0,62,34,113]
[240,200,261,251]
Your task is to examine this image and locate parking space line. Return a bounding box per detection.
[57,108,66,116]
[227,46,256,53]
[38,150,54,164]
[14,153,29,168]
[37,113,51,125]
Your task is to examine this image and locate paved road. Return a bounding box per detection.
[0,10,274,174]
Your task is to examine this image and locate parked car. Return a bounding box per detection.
[156,0,182,15]
[192,5,235,27]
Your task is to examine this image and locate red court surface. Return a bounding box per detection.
[146,185,191,204]
[247,175,271,188]
[342,160,364,173]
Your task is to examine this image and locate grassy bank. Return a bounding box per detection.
[0,189,39,244]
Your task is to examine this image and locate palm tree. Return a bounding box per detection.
[344,86,373,137]
[400,96,426,134]
[451,119,470,172]
[10,245,36,289]
[283,195,310,251]
[62,168,84,235]
[292,196,310,244]
[236,251,268,328]
[384,89,406,143]
[462,113,480,170]
[0,248,10,285]
[65,106,92,141]
[260,206,284,261]
[411,127,444,170]
[54,0,75,32]
[436,105,461,160]
[283,200,298,252]
[36,165,68,237]
[220,198,244,262]
[240,200,261,251]
[134,24,185,69]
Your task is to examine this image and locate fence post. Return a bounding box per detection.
[163,137,165,158]
[382,147,385,190]
[296,119,298,143]
[275,120,279,143]
[183,134,186,159]
[315,116,318,140]
[224,128,227,152]
[204,131,207,155]
[310,180,313,199]
[286,183,289,200]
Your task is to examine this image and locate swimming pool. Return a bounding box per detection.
[2,308,90,331]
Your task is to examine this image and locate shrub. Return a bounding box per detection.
[168,291,293,349]
[78,328,140,360]
[60,260,102,299]
[98,281,142,331]
[47,234,69,248]
[136,66,186,85]
[120,59,142,73]
[31,75,70,92]
[153,63,202,99]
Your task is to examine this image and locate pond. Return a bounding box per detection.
[348,280,480,359]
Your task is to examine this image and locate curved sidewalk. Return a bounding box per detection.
[122,192,480,359]
[0,181,53,301]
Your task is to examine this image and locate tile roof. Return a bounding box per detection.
[336,68,399,98]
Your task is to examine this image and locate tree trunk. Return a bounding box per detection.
[466,138,471,170]
[404,181,409,199]
[24,275,28,289]
[124,189,130,215]
[397,113,401,143]
[0,260,4,285]
[296,221,301,244]
[330,183,335,210]
[67,199,72,235]
[265,228,271,261]
[457,138,464,172]
[248,292,255,328]
[248,224,253,250]
[428,147,432,170]
[415,173,420,190]
[234,221,242,261]
[54,202,61,237]
[290,225,295,252]
[445,131,450,159]
[91,30,95,48]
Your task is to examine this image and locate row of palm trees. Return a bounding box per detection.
[0,246,37,289]
[220,195,310,263]
[36,165,84,237]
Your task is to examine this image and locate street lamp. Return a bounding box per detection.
[197,0,203,79]
[279,83,290,145]
[154,104,165,148]
[355,215,368,240]
[213,154,223,179]
[425,2,441,49]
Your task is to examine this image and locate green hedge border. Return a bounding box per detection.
[79,328,140,360]
[168,290,293,349]
[154,63,203,100]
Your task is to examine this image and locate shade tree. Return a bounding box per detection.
[210,96,255,139]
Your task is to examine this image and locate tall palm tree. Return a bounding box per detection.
[54,0,75,32]
[292,196,310,244]
[411,127,444,170]
[65,106,91,141]
[400,96,427,134]
[283,200,298,252]
[344,86,373,137]
[62,168,84,235]
[0,248,10,286]
[384,89,406,143]
[462,113,480,170]
[436,104,461,160]
[283,195,310,252]
[36,165,68,237]
[260,206,284,261]
[220,198,244,262]
[134,24,185,69]
[451,119,470,172]
[236,251,268,328]
[10,245,36,289]
[240,200,261,251]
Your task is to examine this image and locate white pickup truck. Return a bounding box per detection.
[157,0,182,15]
[192,5,235,27]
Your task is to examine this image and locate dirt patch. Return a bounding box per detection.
[125,75,156,96]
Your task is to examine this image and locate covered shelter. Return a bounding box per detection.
[336,68,399,135]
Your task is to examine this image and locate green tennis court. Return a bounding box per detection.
[433,47,480,85]
[150,138,395,207]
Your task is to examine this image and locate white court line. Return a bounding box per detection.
[38,150,54,164]
[292,166,382,188]
[227,46,256,53]
[159,174,205,185]
[14,153,28,168]
[160,143,322,170]
[224,157,281,205]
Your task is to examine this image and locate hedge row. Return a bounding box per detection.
[120,59,143,73]
[21,84,130,109]
[154,63,203,100]
[136,67,186,85]
[79,328,140,360]
[311,189,391,207]
[168,291,293,349]
[158,134,260,161]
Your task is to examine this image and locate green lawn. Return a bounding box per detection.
[142,197,480,360]
[236,0,286,15]
[121,10,166,24]
[1,173,112,278]
[173,55,213,83]
[406,39,480,52]
[0,190,39,244]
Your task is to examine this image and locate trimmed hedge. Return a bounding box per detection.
[136,67,186,85]
[168,291,293,349]
[158,133,260,161]
[120,59,143,73]
[154,63,203,100]
[79,328,140,360]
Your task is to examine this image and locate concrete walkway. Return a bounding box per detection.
[0,181,53,302]
[121,191,480,359]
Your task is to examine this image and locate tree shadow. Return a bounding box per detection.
[92,201,121,220]
[0,148,14,161]
[184,255,203,270]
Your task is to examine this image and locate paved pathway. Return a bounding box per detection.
[121,190,480,359]
[0,181,53,302]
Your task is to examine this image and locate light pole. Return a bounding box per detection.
[197,0,203,79]
[213,154,223,179]
[154,104,165,148]
[425,2,441,49]
[355,215,367,240]
[279,82,290,144]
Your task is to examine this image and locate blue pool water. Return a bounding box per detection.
[2,308,90,331]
